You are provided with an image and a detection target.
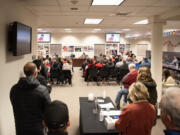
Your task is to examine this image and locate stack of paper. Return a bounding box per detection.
[98,102,114,109]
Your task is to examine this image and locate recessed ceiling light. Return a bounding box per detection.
[122,29,131,31]
[64,28,72,31]
[84,18,103,24]
[37,28,43,31]
[92,0,124,6]
[93,28,101,31]
[134,19,148,25]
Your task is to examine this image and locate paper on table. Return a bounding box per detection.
[98,102,114,109]
[97,99,104,103]
[102,110,121,116]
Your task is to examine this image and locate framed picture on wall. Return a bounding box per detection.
[83,46,88,52]
[88,46,94,52]
[63,46,68,52]
[68,46,74,52]
[75,46,82,52]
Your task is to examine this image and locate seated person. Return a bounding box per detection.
[115,82,156,135]
[33,60,52,93]
[163,69,175,84]
[140,57,151,68]
[171,56,179,66]
[43,100,70,135]
[63,59,72,71]
[115,63,138,109]
[160,87,180,135]
[95,60,103,69]
[115,58,123,68]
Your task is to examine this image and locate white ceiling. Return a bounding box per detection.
[18,0,180,34]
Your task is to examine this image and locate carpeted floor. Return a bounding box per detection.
[50,67,165,135]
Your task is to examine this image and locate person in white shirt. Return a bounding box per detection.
[63,59,72,71]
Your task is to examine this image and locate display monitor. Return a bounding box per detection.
[37,33,51,43]
[106,34,120,43]
[11,22,32,56]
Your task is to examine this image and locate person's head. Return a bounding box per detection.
[128,63,136,72]
[33,60,42,72]
[24,62,38,77]
[128,81,149,103]
[43,100,70,132]
[160,87,180,130]
[137,66,153,82]
[163,69,171,81]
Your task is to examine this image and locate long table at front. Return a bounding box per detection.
[79,97,119,135]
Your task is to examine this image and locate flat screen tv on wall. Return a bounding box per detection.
[37,33,51,43]
[11,22,32,56]
[106,33,120,43]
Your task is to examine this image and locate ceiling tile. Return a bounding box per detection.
[122,0,158,6]
[22,0,58,6]
[136,6,172,16]
[89,6,118,12]
[27,6,60,12]
[154,0,180,7]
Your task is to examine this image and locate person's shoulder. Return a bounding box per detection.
[35,84,49,94]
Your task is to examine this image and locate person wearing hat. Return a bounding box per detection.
[43,100,70,135]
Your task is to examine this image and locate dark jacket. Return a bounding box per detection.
[142,80,157,105]
[10,77,51,135]
[48,131,68,135]
[37,72,52,93]
[164,130,180,135]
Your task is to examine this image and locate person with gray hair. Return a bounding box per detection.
[160,87,180,135]
[115,63,138,109]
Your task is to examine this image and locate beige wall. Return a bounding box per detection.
[0,1,37,135]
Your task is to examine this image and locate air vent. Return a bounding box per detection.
[71,0,78,5]
[71,7,78,11]
[116,12,131,16]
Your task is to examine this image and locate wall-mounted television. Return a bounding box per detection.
[106,33,120,43]
[37,33,51,43]
[11,22,32,56]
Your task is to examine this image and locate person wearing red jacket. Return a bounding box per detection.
[115,82,156,135]
[115,63,138,109]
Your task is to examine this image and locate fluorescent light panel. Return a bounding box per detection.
[93,28,101,31]
[84,18,103,24]
[92,0,124,5]
[134,19,148,24]
[64,28,72,31]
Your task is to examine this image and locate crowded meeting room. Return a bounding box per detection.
[1,0,180,135]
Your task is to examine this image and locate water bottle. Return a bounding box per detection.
[99,110,104,121]
[93,97,98,114]
[103,90,106,99]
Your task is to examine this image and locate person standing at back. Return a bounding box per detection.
[10,62,51,135]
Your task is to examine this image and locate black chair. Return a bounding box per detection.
[107,66,117,84]
[116,68,129,84]
[97,66,109,85]
[86,67,98,86]
[62,70,72,86]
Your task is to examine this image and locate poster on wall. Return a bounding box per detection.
[63,46,68,52]
[67,46,74,52]
[88,46,94,52]
[83,46,88,52]
[75,46,82,52]
[105,44,118,56]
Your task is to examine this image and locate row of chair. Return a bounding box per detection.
[85,66,129,86]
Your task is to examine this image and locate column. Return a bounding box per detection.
[150,16,165,103]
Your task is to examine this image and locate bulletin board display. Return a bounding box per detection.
[105,44,130,56]
[62,45,94,58]
[37,44,50,57]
